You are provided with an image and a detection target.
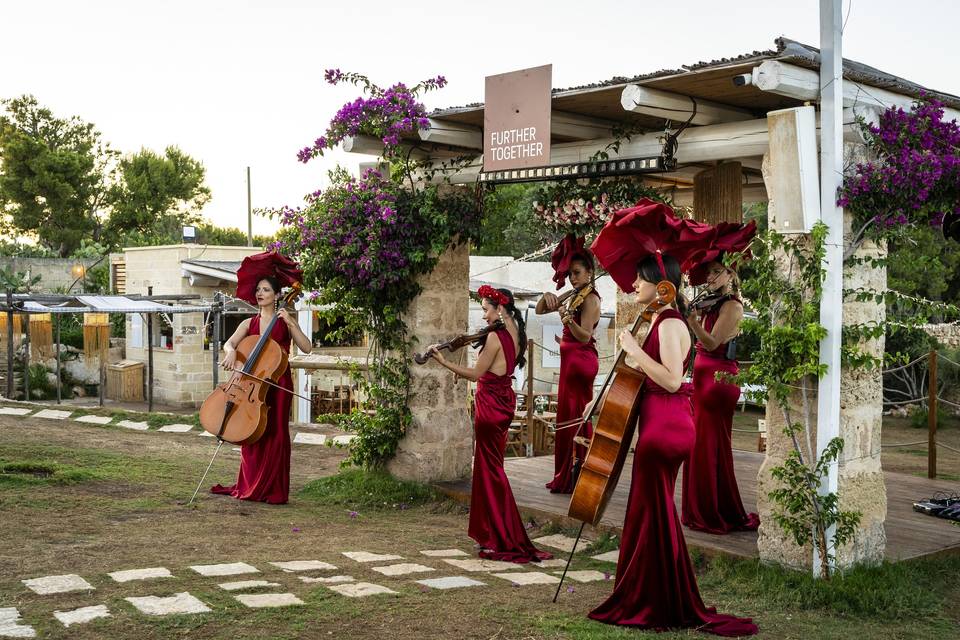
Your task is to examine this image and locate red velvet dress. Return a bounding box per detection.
[470,328,552,563]
[682,299,759,534]
[588,309,758,636]
[546,291,600,494]
[211,314,293,505]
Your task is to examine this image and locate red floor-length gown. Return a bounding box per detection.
[682,299,759,534]
[589,309,758,636]
[211,314,293,505]
[470,328,553,563]
[546,291,600,493]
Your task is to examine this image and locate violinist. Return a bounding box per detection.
[426,285,552,563]
[588,253,757,636]
[682,260,760,534]
[536,243,601,494]
[211,275,312,505]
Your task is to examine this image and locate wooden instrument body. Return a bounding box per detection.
[413,321,504,365]
[199,334,289,445]
[567,281,676,526]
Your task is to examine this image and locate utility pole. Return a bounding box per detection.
[247,166,253,247]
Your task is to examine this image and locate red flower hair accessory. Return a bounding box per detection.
[477,285,510,306]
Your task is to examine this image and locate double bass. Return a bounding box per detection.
[198,284,302,445]
[567,280,677,525]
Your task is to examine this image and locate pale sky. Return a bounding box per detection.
[3,0,958,238]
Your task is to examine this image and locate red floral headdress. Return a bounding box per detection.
[477,284,510,306]
[550,233,594,290]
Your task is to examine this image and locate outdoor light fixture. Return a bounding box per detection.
[478,155,674,185]
[70,263,85,279]
[182,225,197,243]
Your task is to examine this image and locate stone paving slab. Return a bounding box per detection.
[554,570,608,583]
[235,593,305,608]
[491,571,561,585]
[53,604,111,628]
[332,435,356,446]
[0,407,32,416]
[536,558,569,568]
[31,409,72,420]
[299,575,355,584]
[342,551,403,563]
[125,592,210,616]
[75,414,113,425]
[189,562,259,577]
[532,534,592,553]
[370,563,434,577]
[416,576,486,590]
[108,567,173,583]
[591,550,620,563]
[22,574,94,595]
[199,430,214,437]
[158,423,193,433]
[327,582,397,598]
[218,580,281,591]
[419,549,469,557]
[117,420,149,431]
[442,558,524,572]
[269,560,337,572]
[0,607,35,638]
[292,432,327,445]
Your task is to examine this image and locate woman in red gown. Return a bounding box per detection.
[683,260,760,534]
[428,286,552,563]
[211,276,313,504]
[588,254,757,636]
[536,250,601,493]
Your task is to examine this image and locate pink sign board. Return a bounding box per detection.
[483,64,552,171]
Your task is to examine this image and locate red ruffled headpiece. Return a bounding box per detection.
[477,284,510,306]
[235,250,303,305]
[550,234,594,290]
[682,220,757,286]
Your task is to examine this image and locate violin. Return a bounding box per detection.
[198,284,303,444]
[567,280,677,525]
[687,291,731,315]
[413,321,505,365]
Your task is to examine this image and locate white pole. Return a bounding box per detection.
[815,0,844,578]
[296,300,313,424]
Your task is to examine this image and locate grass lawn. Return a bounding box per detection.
[0,410,958,639]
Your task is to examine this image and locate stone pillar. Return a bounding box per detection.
[388,242,473,483]
[756,144,886,571]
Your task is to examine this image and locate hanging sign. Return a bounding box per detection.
[484,64,552,171]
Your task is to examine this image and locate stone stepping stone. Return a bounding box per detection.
[218,580,281,591]
[327,582,397,598]
[125,592,210,616]
[234,593,304,608]
[22,573,94,595]
[332,435,356,446]
[491,571,560,585]
[419,549,468,557]
[536,558,569,568]
[108,567,173,583]
[199,430,214,437]
[342,551,403,563]
[293,432,326,445]
[269,560,337,572]
[0,607,35,638]
[416,576,486,590]
[117,420,149,431]
[532,534,592,553]
[53,604,111,628]
[442,558,524,572]
[591,550,620,563]
[554,570,607,583]
[189,562,258,577]
[75,415,112,425]
[0,407,32,416]
[370,563,434,577]
[32,409,72,420]
[158,423,193,433]
[300,575,354,584]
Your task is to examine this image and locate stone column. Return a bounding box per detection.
[388,242,473,483]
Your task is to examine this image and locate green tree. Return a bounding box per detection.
[0,95,116,257]
[108,146,211,245]
[473,183,561,256]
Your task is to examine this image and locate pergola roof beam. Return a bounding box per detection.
[621,85,755,125]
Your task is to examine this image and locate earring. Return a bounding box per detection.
[498,310,505,323]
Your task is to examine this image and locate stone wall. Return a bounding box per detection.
[0,257,82,292]
[388,243,473,483]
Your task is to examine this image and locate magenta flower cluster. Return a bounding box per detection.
[839,97,960,231]
[297,70,447,163]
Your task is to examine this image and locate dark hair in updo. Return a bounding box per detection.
[483,288,527,369]
[636,253,687,316]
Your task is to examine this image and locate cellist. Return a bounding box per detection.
[211,275,312,504]
[587,253,757,636]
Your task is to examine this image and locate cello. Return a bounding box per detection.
[198,284,303,444]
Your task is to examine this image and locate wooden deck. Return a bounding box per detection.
[436,450,960,562]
